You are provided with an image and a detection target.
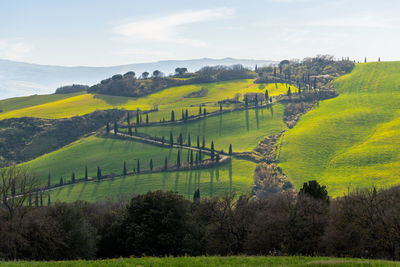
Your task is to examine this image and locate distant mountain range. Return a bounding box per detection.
[0,58,276,99]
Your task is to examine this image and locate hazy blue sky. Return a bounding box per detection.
[0,0,399,66]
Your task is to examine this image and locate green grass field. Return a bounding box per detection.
[0,80,293,120]
[49,158,254,202]
[0,92,84,113]
[136,104,287,152]
[2,256,399,266]
[23,135,184,186]
[279,62,400,197]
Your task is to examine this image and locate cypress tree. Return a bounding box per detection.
[47,173,51,188]
[127,112,130,125]
[114,122,118,135]
[265,89,269,103]
[199,149,202,161]
[203,108,207,116]
[171,110,175,121]
[136,111,140,125]
[164,157,168,170]
[211,141,215,160]
[47,194,51,206]
[220,103,223,112]
[195,152,199,165]
[161,136,165,145]
[182,110,185,120]
[137,160,140,173]
[129,125,133,136]
[216,153,220,163]
[190,150,194,166]
[106,122,110,133]
[202,136,205,148]
[229,144,233,155]
[71,172,75,183]
[188,134,191,147]
[179,133,183,146]
[197,136,200,148]
[150,159,153,171]
[146,114,149,125]
[140,113,143,124]
[135,126,138,135]
[199,105,202,115]
[11,180,15,197]
[170,131,174,147]
[123,161,127,176]
[85,166,88,180]
[185,109,189,120]
[60,176,64,186]
[270,97,272,103]
[193,189,200,202]
[40,192,43,207]
[177,150,181,169]
[245,96,248,108]
[97,166,101,181]
[255,94,258,107]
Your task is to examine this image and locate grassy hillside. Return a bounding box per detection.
[2,256,399,266]
[279,62,400,196]
[49,158,254,202]
[0,80,292,120]
[0,92,83,113]
[137,104,287,152]
[23,135,183,185]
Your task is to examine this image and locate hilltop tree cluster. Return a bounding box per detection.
[88,64,254,97]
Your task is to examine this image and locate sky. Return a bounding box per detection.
[0,0,399,66]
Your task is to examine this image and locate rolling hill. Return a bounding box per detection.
[279,62,400,197]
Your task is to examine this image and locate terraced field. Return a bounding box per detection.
[279,62,400,196]
[0,80,293,120]
[137,104,286,152]
[49,158,255,202]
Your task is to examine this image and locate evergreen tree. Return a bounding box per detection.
[137,160,140,173]
[255,94,258,106]
[193,189,200,202]
[11,180,15,196]
[135,126,138,135]
[199,105,202,115]
[177,150,181,169]
[195,152,199,165]
[313,78,317,90]
[287,87,291,96]
[140,113,143,124]
[188,134,191,147]
[202,136,205,149]
[40,192,43,207]
[106,122,110,133]
[150,159,153,171]
[146,114,149,125]
[128,125,133,136]
[190,150,194,166]
[97,166,101,181]
[114,122,118,135]
[199,149,203,162]
[185,109,189,120]
[211,141,215,160]
[47,194,51,206]
[245,96,248,108]
[179,133,183,146]
[60,176,63,186]
[47,173,51,188]
[136,111,140,125]
[123,161,127,176]
[161,136,165,145]
[71,172,75,183]
[220,103,223,112]
[365,57,367,63]
[216,153,220,163]
[171,110,175,121]
[203,108,207,116]
[127,112,130,125]
[85,166,88,180]
[164,157,168,170]
[28,193,32,207]
[265,90,269,104]
[229,144,233,155]
[182,110,185,120]
[170,131,174,147]
[197,136,200,148]
[270,97,272,103]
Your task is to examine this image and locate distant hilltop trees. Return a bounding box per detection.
[88,64,256,98]
[55,84,89,94]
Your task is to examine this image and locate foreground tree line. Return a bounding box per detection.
[1,167,400,261]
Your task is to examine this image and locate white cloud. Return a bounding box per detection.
[305,15,396,29]
[112,8,235,47]
[0,40,32,60]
